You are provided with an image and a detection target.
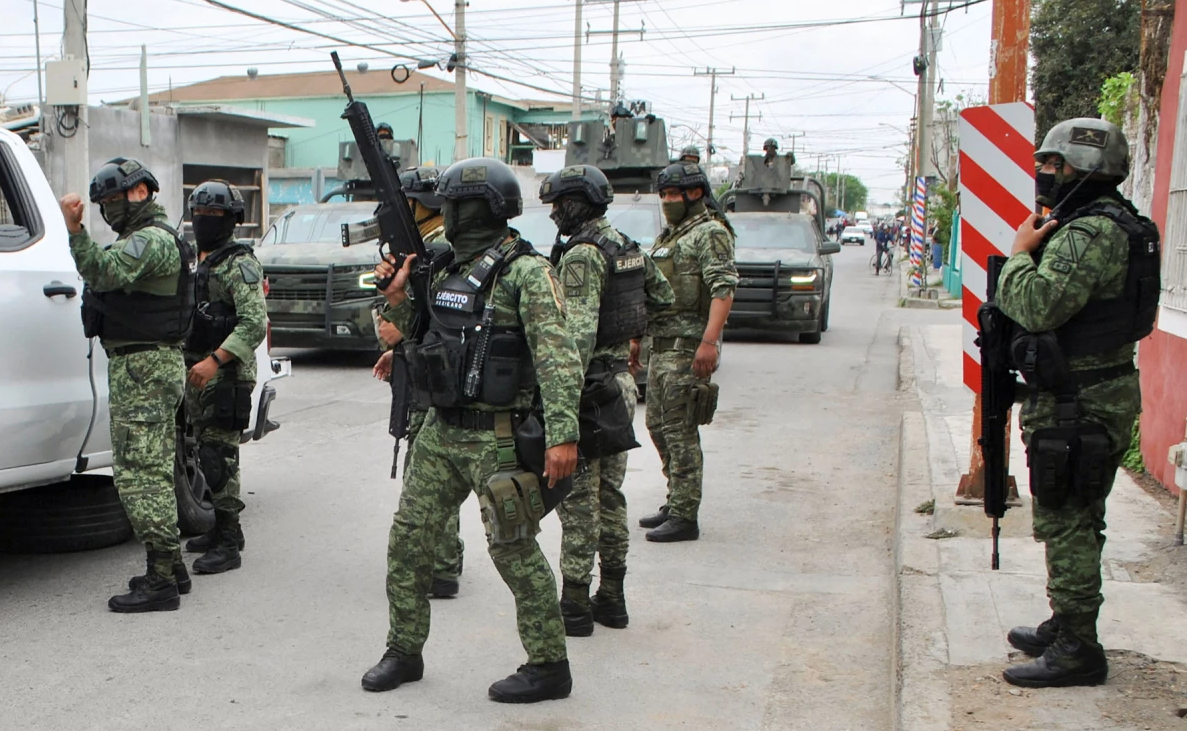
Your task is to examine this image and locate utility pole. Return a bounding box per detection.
[454,0,468,160]
[917,0,940,180]
[61,0,89,207]
[787,131,804,155]
[586,0,645,110]
[693,67,734,165]
[33,0,44,111]
[729,93,763,157]
[571,0,583,121]
[956,0,1031,504]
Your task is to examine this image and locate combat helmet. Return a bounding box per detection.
[656,162,711,199]
[538,164,614,206]
[188,180,245,224]
[88,157,160,203]
[436,157,523,219]
[762,137,779,151]
[679,145,701,162]
[400,166,444,209]
[376,122,395,140]
[1035,118,1129,181]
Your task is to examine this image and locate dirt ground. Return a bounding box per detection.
[1117,469,1187,596]
[948,650,1187,731]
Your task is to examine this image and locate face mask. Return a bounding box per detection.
[192,214,236,251]
[550,197,602,236]
[662,199,688,226]
[100,195,131,234]
[1035,165,1081,209]
[442,198,509,261]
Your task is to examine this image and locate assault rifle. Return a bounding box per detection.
[332,51,434,463]
[976,254,1017,570]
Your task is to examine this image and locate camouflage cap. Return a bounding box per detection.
[538,164,614,206]
[436,157,523,219]
[88,157,160,203]
[1035,117,1129,181]
[189,179,245,223]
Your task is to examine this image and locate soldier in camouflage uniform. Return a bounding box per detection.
[539,165,674,636]
[639,163,738,543]
[997,118,1158,688]
[180,181,267,575]
[60,159,195,612]
[362,158,583,703]
[373,167,466,599]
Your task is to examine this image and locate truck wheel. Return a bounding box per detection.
[175,415,215,537]
[799,331,822,344]
[0,475,133,553]
[821,300,831,332]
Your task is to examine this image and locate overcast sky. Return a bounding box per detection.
[0,0,995,202]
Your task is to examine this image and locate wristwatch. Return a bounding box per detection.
[210,352,226,367]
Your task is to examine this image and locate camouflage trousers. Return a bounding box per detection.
[185,370,252,514]
[558,371,635,584]
[645,349,708,522]
[108,347,185,554]
[385,412,567,664]
[1021,372,1140,619]
[404,410,465,582]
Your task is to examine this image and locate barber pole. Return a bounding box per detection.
[958,102,1035,391]
[909,177,927,287]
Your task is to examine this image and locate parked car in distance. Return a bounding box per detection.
[840,225,868,245]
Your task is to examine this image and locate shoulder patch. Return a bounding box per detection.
[708,228,733,263]
[1049,259,1073,274]
[238,258,261,284]
[562,259,589,297]
[1060,224,1098,264]
[122,232,149,260]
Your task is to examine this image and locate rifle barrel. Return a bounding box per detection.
[331,51,354,102]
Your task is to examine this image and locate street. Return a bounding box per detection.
[1,245,946,731]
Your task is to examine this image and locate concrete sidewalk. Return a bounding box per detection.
[896,319,1187,731]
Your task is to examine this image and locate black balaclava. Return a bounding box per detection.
[1036,166,1117,214]
[442,198,509,262]
[192,213,238,252]
[550,195,605,237]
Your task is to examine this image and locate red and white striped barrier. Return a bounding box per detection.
[958,102,1035,392]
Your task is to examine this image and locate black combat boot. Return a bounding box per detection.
[591,564,628,629]
[638,505,669,529]
[1002,614,1108,688]
[488,660,572,703]
[429,576,459,598]
[109,549,180,613]
[129,549,191,595]
[1007,615,1060,657]
[560,579,594,637]
[645,516,700,543]
[185,523,245,553]
[361,648,424,692]
[193,511,243,574]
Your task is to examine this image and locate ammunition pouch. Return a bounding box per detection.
[410,330,469,408]
[577,362,640,460]
[207,378,253,431]
[481,328,526,405]
[689,382,720,425]
[481,470,546,545]
[1027,422,1113,509]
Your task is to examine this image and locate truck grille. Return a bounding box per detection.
[264,265,376,305]
[732,262,820,316]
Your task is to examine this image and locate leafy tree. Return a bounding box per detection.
[1031,0,1140,140]
[816,172,868,213]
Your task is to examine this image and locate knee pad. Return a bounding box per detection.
[198,443,237,492]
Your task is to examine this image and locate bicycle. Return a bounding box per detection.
[870,245,893,276]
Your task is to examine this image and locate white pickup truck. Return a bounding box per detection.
[0,127,290,552]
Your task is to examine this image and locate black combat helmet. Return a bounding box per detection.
[376,122,394,140]
[188,180,246,223]
[436,157,523,219]
[538,164,614,206]
[400,166,444,209]
[88,157,160,203]
[679,145,701,162]
[656,162,711,198]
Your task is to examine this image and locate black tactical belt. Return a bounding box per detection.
[587,359,630,376]
[650,336,701,353]
[107,344,173,357]
[1071,362,1136,390]
[436,408,525,431]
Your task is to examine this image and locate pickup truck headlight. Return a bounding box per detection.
[788,271,819,291]
[357,271,377,290]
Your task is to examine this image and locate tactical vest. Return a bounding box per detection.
[1037,200,1161,358]
[186,241,252,355]
[81,221,196,344]
[652,230,711,319]
[558,231,648,347]
[406,240,537,409]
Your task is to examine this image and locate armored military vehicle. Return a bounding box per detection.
[722,154,840,343]
[257,139,419,351]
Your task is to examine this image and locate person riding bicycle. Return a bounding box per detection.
[875,226,893,274]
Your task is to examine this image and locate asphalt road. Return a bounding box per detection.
[0,242,929,731]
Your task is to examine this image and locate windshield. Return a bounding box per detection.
[515,198,664,254]
[732,216,819,252]
[263,206,376,245]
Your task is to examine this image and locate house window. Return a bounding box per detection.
[1162,68,1187,313]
